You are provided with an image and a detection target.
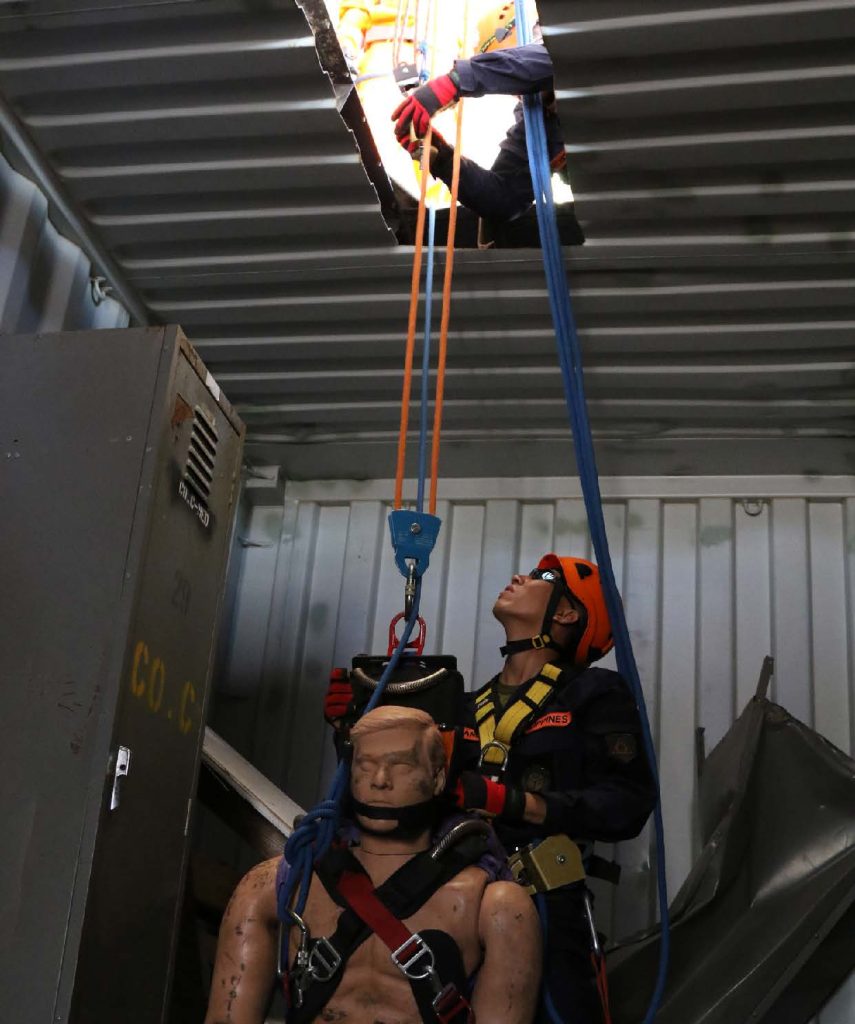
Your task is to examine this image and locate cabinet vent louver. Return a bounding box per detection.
[184,407,218,505]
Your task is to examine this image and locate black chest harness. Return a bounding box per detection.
[281,825,490,1023]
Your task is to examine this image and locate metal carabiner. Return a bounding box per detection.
[404,560,417,620]
[478,739,510,773]
[583,889,602,958]
[280,910,312,1007]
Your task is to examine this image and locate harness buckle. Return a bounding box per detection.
[433,982,473,1023]
[479,739,510,772]
[307,936,342,982]
[531,634,546,650]
[391,931,438,983]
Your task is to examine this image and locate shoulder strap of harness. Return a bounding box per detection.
[286,833,487,1023]
[475,662,564,770]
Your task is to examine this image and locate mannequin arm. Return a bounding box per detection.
[204,857,281,1024]
[471,880,542,1023]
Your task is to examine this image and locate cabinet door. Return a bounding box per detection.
[0,328,164,1024]
[71,346,242,1023]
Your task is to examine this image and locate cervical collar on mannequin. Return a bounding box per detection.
[348,795,438,839]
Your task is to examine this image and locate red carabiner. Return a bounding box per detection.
[387,613,427,657]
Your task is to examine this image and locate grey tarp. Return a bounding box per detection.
[606,691,855,1024]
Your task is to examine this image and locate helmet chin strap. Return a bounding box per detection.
[500,634,562,657]
[348,796,438,839]
[499,584,565,658]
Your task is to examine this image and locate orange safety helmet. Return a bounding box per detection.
[476,1,538,54]
[534,553,615,665]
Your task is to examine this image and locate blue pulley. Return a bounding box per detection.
[388,509,442,579]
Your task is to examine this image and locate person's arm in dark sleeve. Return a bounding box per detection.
[538,688,658,842]
[430,135,533,221]
[453,42,554,98]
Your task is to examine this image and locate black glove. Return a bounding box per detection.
[397,126,451,167]
[453,770,526,823]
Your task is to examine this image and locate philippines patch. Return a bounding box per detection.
[606,733,638,763]
[525,711,573,734]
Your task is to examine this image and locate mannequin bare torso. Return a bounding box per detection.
[204,851,538,1024]
[294,853,489,1023]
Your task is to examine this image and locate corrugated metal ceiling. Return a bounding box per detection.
[0,0,853,479]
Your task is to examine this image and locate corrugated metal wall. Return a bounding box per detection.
[0,153,129,333]
[216,474,855,1020]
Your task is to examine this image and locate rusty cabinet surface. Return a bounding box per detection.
[0,325,244,1024]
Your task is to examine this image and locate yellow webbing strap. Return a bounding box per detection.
[477,663,562,767]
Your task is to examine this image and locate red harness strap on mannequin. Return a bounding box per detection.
[337,870,475,1024]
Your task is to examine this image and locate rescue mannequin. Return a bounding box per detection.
[204,705,541,1024]
[454,555,657,1023]
[391,2,568,224]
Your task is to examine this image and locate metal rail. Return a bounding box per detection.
[0,90,151,326]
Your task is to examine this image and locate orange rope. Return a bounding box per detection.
[393,127,433,510]
[428,3,467,515]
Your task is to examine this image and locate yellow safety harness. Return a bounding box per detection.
[474,661,563,771]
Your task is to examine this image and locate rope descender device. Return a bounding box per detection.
[388,508,441,618]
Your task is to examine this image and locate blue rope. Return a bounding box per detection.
[514,5,670,1022]
[278,18,442,998]
[534,894,565,1024]
[416,204,436,512]
[279,147,441,932]
[417,40,429,84]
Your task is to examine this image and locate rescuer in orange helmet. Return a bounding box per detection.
[453,553,656,1023]
[390,2,574,227]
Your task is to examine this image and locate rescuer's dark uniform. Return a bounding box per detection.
[431,42,567,222]
[467,661,656,1023]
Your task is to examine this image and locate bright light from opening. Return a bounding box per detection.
[551,171,574,203]
[325,0,570,209]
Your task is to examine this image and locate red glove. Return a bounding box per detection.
[392,72,460,140]
[453,770,526,823]
[324,668,353,724]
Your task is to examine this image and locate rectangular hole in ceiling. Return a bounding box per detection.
[302,0,584,248]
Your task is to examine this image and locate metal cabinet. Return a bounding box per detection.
[0,325,244,1024]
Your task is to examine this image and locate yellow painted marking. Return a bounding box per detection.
[131,641,148,697]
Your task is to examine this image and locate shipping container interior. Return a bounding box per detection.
[1,0,854,1022]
